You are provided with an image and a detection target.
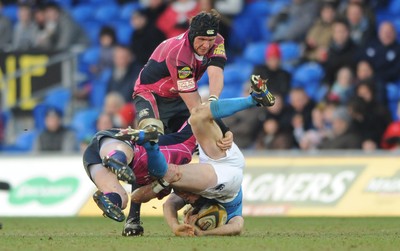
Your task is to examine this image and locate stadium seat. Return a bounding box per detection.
[81,21,102,45]
[89,68,112,109]
[279,41,302,65]
[2,4,17,23]
[240,1,271,18]
[70,108,101,141]
[71,4,94,23]
[94,4,120,24]
[269,0,290,16]
[229,16,255,50]
[111,21,134,46]
[223,63,253,88]
[292,62,324,87]
[44,87,71,111]
[120,2,143,21]
[1,130,39,153]
[243,42,267,65]
[33,88,71,131]
[79,46,100,74]
[389,0,400,14]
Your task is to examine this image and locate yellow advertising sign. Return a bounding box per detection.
[78,156,400,217]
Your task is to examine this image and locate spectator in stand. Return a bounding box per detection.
[268,0,319,42]
[349,81,392,150]
[326,66,354,104]
[337,0,376,26]
[322,18,356,85]
[354,60,385,104]
[96,112,115,131]
[299,102,334,151]
[357,21,400,84]
[223,82,264,149]
[156,0,200,38]
[140,0,168,25]
[106,45,142,102]
[286,88,316,146]
[255,94,295,150]
[303,2,336,63]
[102,92,134,128]
[36,2,89,51]
[344,2,375,46]
[252,43,291,100]
[90,26,117,76]
[319,106,362,149]
[34,107,77,152]
[130,9,166,67]
[11,3,38,51]
[103,92,125,119]
[33,4,46,46]
[0,1,12,51]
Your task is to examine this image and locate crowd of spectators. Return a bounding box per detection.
[0,0,400,153]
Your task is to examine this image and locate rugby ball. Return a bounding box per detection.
[195,204,227,231]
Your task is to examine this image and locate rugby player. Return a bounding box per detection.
[126,9,231,236]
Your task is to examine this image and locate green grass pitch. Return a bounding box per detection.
[1,217,400,251]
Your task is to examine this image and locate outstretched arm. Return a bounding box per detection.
[207,65,224,98]
[163,193,195,237]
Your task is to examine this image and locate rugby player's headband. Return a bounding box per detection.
[188,12,219,47]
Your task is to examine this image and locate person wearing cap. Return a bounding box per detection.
[252,43,291,100]
[124,10,232,237]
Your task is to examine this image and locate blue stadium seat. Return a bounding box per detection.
[220,86,242,99]
[292,62,324,87]
[120,2,143,21]
[81,21,102,45]
[1,130,39,153]
[389,0,400,14]
[94,4,119,24]
[89,68,112,109]
[279,41,301,64]
[33,88,71,131]
[269,0,290,16]
[80,46,100,73]
[70,108,101,141]
[243,42,267,65]
[223,63,253,88]
[71,4,94,23]
[229,16,255,50]
[240,1,271,18]
[2,4,17,23]
[44,87,71,112]
[111,21,134,45]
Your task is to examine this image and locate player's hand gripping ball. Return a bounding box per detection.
[188,203,228,231]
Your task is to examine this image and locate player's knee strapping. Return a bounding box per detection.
[138,118,164,135]
[105,150,128,166]
[210,96,257,119]
[142,142,168,178]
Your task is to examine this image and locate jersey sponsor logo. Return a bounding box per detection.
[177,78,195,91]
[177,66,193,79]
[213,44,225,56]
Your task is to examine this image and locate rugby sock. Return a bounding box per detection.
[104,192,122,208]
[108,150,128,165]
[142,142,168,178]
[128,183,141,221]
[210,96,257,119]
